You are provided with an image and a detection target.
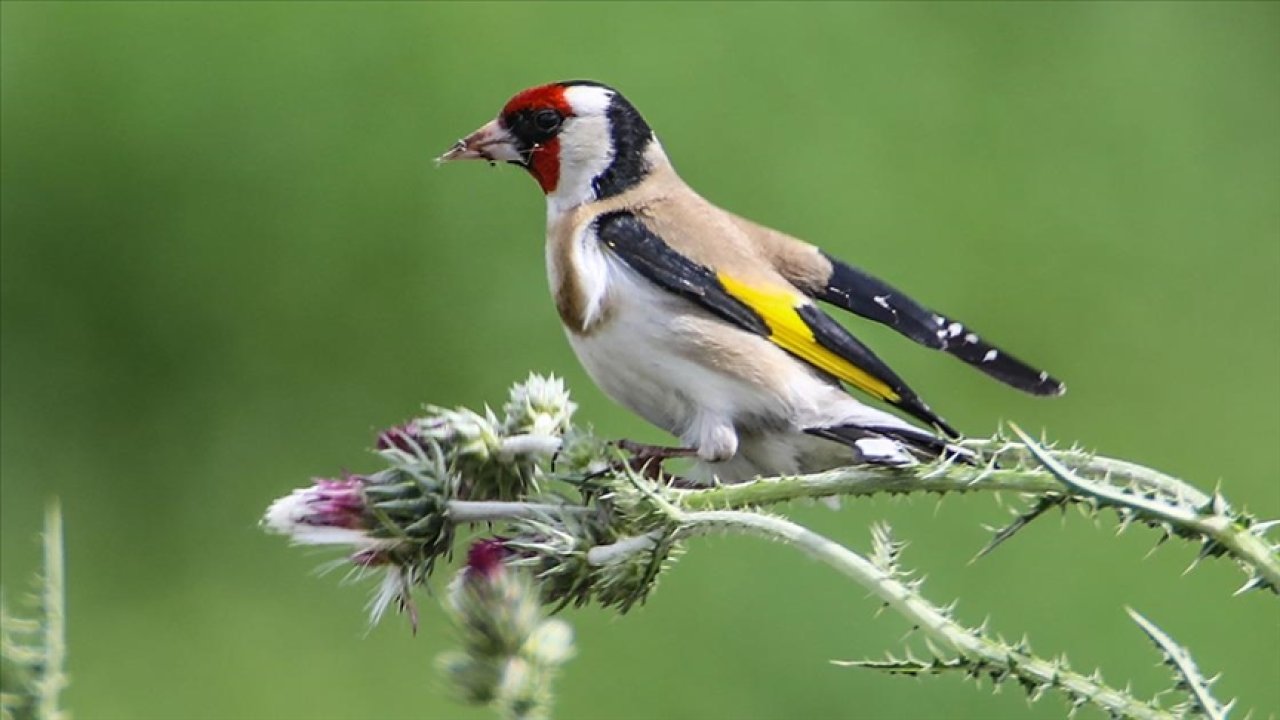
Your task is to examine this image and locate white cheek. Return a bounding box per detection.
[553,115,614,203]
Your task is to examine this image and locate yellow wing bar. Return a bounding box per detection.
[717,274,900,403]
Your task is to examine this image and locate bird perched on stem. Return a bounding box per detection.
[439,80,1064,481]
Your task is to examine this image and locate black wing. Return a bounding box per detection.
[595,211,958,436]
[814,252,1065,396]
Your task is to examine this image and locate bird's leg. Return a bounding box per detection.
[613,440,697,483]
[616,440,697,461]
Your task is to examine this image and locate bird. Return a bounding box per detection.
[438,80,1064,482]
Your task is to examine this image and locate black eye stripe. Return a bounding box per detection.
[503,108,565,148]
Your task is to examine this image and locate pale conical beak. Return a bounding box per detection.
[437,119,523,164]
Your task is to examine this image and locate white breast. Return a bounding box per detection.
[549,222,803,461]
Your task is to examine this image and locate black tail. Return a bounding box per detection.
[815,253,1066,397]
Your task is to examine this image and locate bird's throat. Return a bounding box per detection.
[528,138,561,194]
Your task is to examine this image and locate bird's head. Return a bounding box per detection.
[438,81,663,209]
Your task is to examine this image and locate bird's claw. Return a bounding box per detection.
[610,440,696,483]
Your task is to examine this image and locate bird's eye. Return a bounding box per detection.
[532,109,562,133]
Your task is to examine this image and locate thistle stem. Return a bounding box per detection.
[673,464,1064,510]
[446,501,590,524]
[585,532,663,566]
[39,500,67,720]
[1007,424,1280,594]
[673,508,1171,720]
[671,440,1278,594]
[673,446,1207,511]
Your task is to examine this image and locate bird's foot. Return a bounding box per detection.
[612,440,697,483]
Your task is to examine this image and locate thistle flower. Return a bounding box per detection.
[418,407,505,464]
[502,373,576,438]
[438,539,575,720]
[262,472,452,628]
[262,475,382,546]
[383,375,579,502]
[262,376,587,629]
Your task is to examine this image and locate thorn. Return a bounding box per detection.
[1249,519,1280,537]
[1028,683,1049,703]
[971,495,1063,562]
[1138,538,1163,560]
[1183,554,1203,576]
[1233,576,1266,596]
[1114,508,1135,535]
[1012,634,1032,655]
[923,637,946,659]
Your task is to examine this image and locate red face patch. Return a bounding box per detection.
[500,84,575,195]
[527,138,561,194]
[501,83,573,117]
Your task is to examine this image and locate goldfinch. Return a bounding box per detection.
[439,80,1064,480]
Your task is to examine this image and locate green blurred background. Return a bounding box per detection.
[2,2,1277,718]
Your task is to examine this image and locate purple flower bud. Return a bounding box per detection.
[466,538,509,582]
[376,423,420,454]
[302,475,368,530]
[263,475,373,545]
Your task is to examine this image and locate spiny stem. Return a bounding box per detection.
[665,506,1170,720]
[446,501,589,524]
[39,500,67,720]
[674,445,1205,511]
[670,435,1277,594]
[585,532,662,566]
[1125,608,1232,720]
[673,463,1064,509]
[1069,455,1210,507]
[1008,424,1280,593]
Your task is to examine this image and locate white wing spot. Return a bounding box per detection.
[946,322,964,338]
[964,332,979,344]
[854,437,915,466]
[933,315,946,327]
[983,349,998,362]
[873,295,891,309]
[1038,371,1048,381]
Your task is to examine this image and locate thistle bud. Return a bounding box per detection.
[263,471,451,628]
[502,374,576,438]
[439,539,575,720]
[262,475,375,546]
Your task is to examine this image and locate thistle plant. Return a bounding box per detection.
[1,502,67,720]
[263,374,1278,718]
[437,539,575,720]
